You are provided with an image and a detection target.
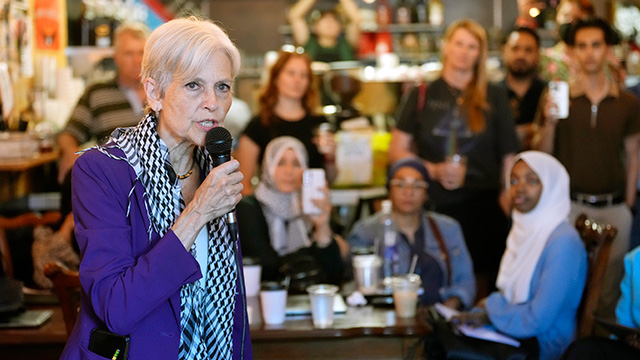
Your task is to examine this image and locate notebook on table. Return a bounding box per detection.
[0,309,53,328]
[285,294,347,316]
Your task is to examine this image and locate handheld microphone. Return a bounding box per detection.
[205,127,237,229]
[207,127,248,355]
[205,126,233,167]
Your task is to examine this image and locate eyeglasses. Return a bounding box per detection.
[281,44,305,54]
[389,179,429,191]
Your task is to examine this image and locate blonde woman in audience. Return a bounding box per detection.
[389,19,520,299]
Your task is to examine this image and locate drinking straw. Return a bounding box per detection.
[409,254,418,275]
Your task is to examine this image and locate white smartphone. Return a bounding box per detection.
[548,80,569,119]
[302,169,326,215]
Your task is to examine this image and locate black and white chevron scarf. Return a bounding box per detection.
[101,113,237,359]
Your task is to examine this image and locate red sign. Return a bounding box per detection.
[34,0,60,50]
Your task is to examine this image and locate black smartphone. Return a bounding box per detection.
[88,328,130,360]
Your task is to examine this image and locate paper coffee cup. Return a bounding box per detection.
[242,257,262,297]
[260,281,287,325]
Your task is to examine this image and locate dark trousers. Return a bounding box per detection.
[432,189,511,299]
[424,315,539,360]
[561,336,640,360]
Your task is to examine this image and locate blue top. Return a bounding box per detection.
[615,245,640,329]
[485,222,587,360]
[348,211,476,309]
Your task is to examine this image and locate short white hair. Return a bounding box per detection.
[113,22,149,51]
[141,16,241,97]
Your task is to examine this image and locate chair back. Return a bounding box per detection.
[574,213,617,338]
[0,211,62,278]
[43,262,81,336]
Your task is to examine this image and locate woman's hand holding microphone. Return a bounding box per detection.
[173,159,244,250]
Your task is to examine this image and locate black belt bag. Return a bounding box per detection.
[570,191,624,207]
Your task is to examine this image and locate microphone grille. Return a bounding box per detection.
[205,127,233,155]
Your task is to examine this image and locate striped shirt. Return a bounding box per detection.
[63,79,144,145]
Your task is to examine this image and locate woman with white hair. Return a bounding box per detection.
[60,17,251,359]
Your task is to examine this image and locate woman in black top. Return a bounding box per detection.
[235,51,334,195]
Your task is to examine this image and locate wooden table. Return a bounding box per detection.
[248,296,431,359]
[0,299,431,360]
[0,151,59,203]
[1,306,67,360]
[0,151,59,172]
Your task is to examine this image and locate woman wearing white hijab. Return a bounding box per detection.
[454,151,588,360]
[236,136,344,285]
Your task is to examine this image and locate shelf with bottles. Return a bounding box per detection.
[372,0,444,27]
[278,24,443,63]
[67,0,150,48]
[278,22,444,37]
[387,51,440,65]
[361,22,444,34]
[65,46,114,82]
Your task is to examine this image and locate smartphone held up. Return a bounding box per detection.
[548,80,569,119]
[302,169,326,215]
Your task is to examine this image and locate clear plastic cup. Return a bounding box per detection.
[390,274,422,318]
[443,154,467,189]
[352,255,382,295]
[306,284,339,328]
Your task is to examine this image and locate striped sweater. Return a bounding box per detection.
[63,79,143,145]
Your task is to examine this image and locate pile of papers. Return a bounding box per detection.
[434,303,521,348]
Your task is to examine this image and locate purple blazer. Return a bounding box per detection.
[60,147,252,359]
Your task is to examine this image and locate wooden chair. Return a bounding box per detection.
[574,213,617,338]
[0,211,62,278]
[43,262,81,336]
